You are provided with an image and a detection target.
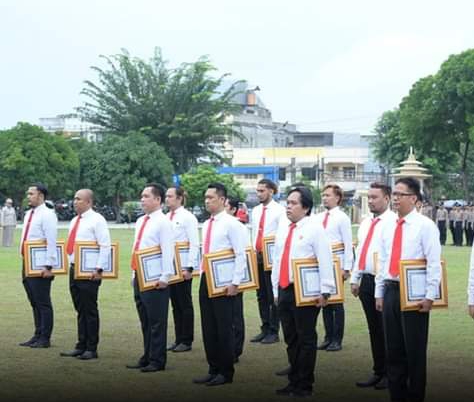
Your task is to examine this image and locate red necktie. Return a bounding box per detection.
[202,217,214,272]
[388,218,405,277]
[169,210,175,221]
[322,211,330,229]
[21,209,35,256]
[358,218,380,270]
[279,222,297,289]
[255,206,267,252]
[66,215,81,255]
[131,215,150,270]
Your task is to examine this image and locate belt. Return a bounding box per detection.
[384,280,399,288]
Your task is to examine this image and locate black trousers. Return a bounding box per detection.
[255,252,279,335]
[322,302,344,343]
[278,285,320,392]
[22,271,54,342]
[133,278,170,368]
[233,292,245,359]
[199,274,235,381]
[383,282,429,402]
[437,220,446,246]
[170,278,194,346]
[69,265,101,352]
[449,221,455,244]
[454,221,463,246]
[359,274,386,376]
[467,223,474,246]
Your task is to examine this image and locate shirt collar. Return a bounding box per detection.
[327,206,340,214]
[148,208,163,218]
[81,208,94,218]
[294,215,310,228]
[210,210,226,221]
[399,208,418,223]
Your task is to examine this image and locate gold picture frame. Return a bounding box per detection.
[73,241,119,280]
[203,247,259,298]
[23,240,68,277]
[331,242,345,256]
[262,235,276,271]
[292,257,344,307]
[399,259,448,311]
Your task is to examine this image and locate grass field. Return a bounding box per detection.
[0,228,473,402]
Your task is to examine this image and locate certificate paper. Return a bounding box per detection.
[212,257,235,288]
[31,247,62,270]
[142,254,163,282]
[301,266,321,298]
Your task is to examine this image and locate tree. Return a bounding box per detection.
[179,165,245,208]
[78,48,244,173]
[0,123,79,206]
[78,131,173,219]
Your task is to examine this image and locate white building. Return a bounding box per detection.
[39,114,102,142]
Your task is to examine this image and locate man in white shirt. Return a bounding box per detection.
[351,183,397,390]
[193,183,246,387]
[19,183,58,348]
[375,177,442,402]
[60,189,111,360]
[271,186,335,398]
[126,183,174,372]
[250,179,286,345]
[1,198,16,247]
[165,186,199,353]
[224,195,249,363]
[314,184,353,352]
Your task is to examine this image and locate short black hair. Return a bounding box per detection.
[287,186,313,216]
[258,178,278,194]
[395,177,421,200]
[369,182,391,197]
[146,182,165,202]
[31,183,48,199]
[226,196,240,216]
[207,182,227,199]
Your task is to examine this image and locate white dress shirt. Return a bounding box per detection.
[313,206,353,271]
[375,209,442,300]
[350,209,397,284]
[68,208,111,268]
[167,206,200,270]
[468,244,474,305]
[251,199,286,249]
[132,208,174,284]
[20,203,58,266]
[201,210,246,286]
[271,215,335,298]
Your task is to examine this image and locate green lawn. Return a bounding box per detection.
[0,229,473,402]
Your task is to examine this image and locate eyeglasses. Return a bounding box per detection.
[392,192,415,198]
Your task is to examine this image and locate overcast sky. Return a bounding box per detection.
[1,0,474,133]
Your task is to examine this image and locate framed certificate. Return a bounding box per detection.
[23,240,68,277]
[262,235,275,271]
[331,242,345,256]
[135,246,165,291]
[203,248,259,298]
[74,241,119,280]
[399,259,448,311]
[192,244,203,277]
[292,257,344,307]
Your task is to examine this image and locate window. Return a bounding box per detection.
[279,167,286,181]
[343,167,355,179]
[244,174,258,179]
[301,167,316,181]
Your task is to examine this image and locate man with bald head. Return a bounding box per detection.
[60,189,111,360]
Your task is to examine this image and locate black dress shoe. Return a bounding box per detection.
[261,333,279,344]
[30,341,50,348]
[193,374,216,384]
[140,364,164,372]
[126,361,148,369]
[206,374,231,386]
[19,338,37,347]
[293,388,313,398]
[250,332,266,342]
[356,374,383,388]
[172,343,191,352]
[77,351,98,360]
[317,339,331,350]
[166,342,177,351]
[374,376,388,390]
[275,365,292,376]
[276,384,296,396]
[60,349,85,357]
[326,341,342,352]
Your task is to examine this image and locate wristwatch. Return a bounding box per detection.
[45,265,52,271]
[322,293,330,300]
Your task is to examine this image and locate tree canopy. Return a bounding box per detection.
[78,48,244,173]
[0,123,79,206]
